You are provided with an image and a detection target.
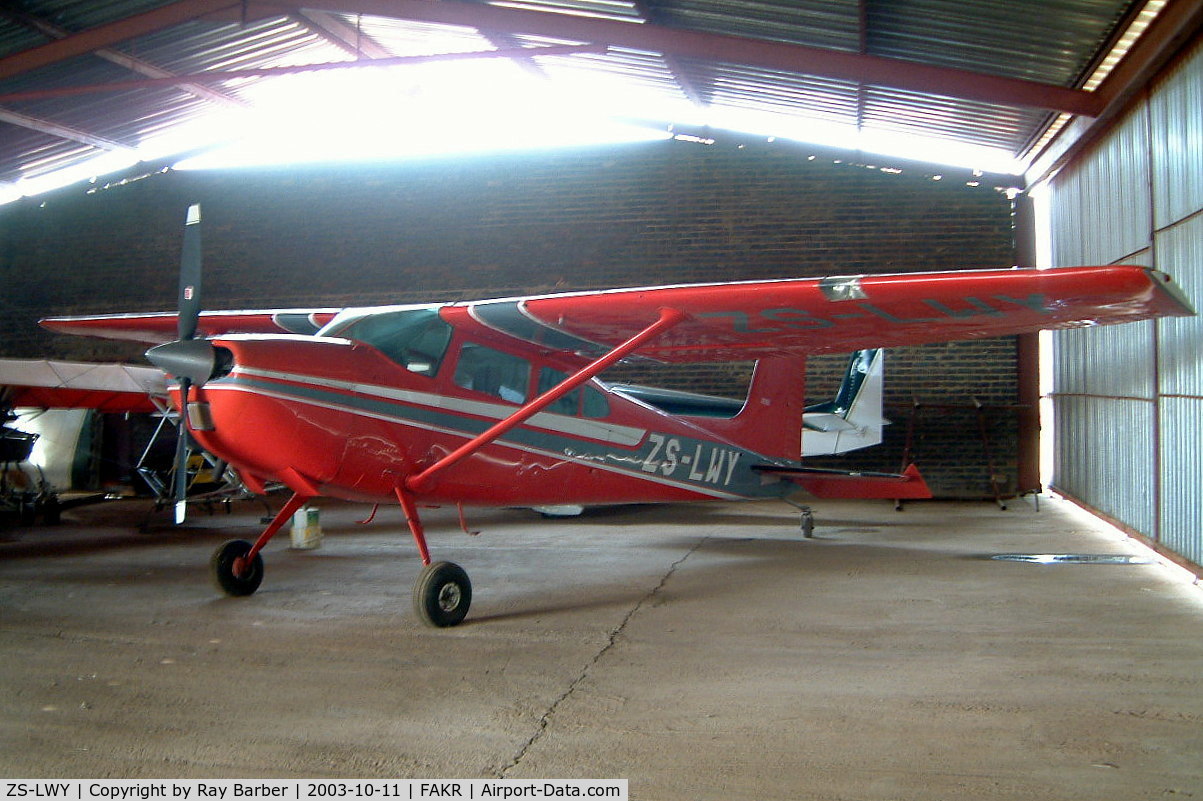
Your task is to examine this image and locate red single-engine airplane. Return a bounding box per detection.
[30,204,1195,627]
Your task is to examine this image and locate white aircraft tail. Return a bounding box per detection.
[802,349,886,457]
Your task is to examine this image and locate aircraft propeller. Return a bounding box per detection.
[145,204,218,524]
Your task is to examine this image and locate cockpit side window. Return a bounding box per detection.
[454,343,531,404]
[537,367,611,419]
[337,309,452,377]
[537,368,580,415]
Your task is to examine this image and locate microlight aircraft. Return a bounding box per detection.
[30,205,1195,627]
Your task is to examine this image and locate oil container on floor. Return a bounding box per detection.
[290,505,322,550]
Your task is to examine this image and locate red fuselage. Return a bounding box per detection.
[185,329,784,508]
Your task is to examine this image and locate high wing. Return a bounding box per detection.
[0,358,167,413]
[39,309,342,344]
[455,265,1193,361]
[40,267,1192,361]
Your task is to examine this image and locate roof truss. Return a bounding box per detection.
[0,0,1106,115]
[0,0,1198,190]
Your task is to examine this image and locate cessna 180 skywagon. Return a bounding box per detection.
[31,205,1195,627]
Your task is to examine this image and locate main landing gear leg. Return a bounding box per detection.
[395,486,472,628]
[211,492,312,596]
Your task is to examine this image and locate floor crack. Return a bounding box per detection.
[495,535,708,778]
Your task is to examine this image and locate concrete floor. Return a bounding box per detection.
[1,495,1202,799]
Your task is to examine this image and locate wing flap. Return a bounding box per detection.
[479,266,1193,362]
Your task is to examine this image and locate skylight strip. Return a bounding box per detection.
[1081,0,1168,92]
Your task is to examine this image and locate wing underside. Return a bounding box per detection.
[0,359,168,413]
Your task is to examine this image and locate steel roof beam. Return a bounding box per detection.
[0,107,132,152]
[295,6,562,82]
[0,44,605,104]
[630,0,707,107]
[480,30,555,81]
[272,0,1104,116]
[0,0,242,83]
[293,10,394,58]
[2,0,1178,121]
[0,6,247,110]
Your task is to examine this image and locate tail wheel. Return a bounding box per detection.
[211,539,264,597]
[413,561,471,628]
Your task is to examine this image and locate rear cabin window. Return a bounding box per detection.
[537,368,578,415]
[583,385,610,418]
[538,367,611,419]
[454,343,531,403]
[336,309,452,377]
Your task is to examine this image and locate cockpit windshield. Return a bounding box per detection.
[332,308,452,376]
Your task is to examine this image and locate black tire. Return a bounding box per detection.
[18,499,36,527]
[40,496,61,526]
[412,561,471,628]
[211,539,264,597]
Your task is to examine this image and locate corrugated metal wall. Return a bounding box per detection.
[1048,36,1203,569]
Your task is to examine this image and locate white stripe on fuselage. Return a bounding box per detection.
[232,366,645,446]
[207,370,745,500]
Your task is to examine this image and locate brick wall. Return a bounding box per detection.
[0,138,1018,497]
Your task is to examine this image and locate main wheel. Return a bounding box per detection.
[412,561,472,628]
[211,539,264,597]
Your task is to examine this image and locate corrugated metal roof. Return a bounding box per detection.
[19,0,174,30]
[0,0,1180,196]
[867,0,1131,83]
[653,0,862,50]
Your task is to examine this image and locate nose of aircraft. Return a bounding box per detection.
[146,339,230,385]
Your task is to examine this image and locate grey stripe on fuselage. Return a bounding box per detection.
[211,372,784,499]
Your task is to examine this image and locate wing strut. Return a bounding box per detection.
[405,306,686,493]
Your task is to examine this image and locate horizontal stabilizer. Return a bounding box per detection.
[802,348,885,456]
[802,413,861,433]
[754,462,931,499]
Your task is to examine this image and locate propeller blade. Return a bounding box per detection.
[173,378,191,524]
[178,204,202,341]
[162,203,213,525]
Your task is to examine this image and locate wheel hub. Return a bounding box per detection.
[436,582,462,612]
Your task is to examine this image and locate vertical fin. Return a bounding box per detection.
[704,355,807,461]
[802,349,886,456]
[697,349,886,461]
